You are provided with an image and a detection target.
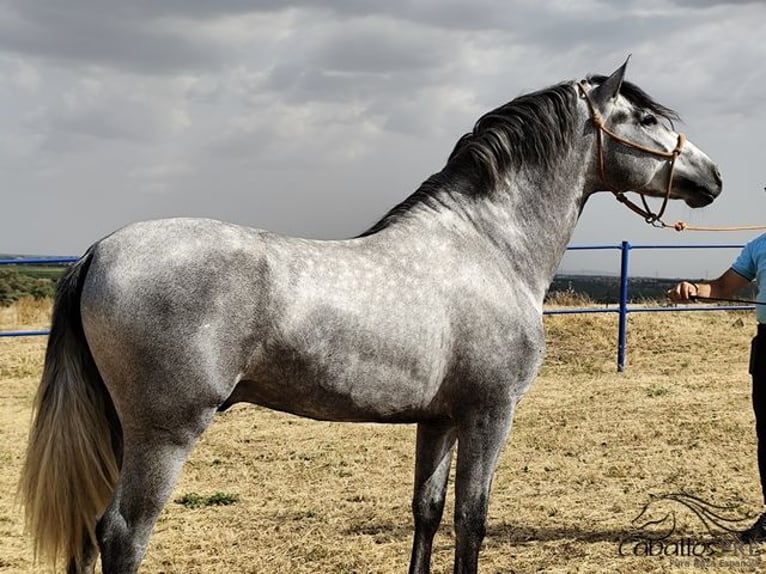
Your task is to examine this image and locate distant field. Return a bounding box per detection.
[3,265,68,280]
[0,253,70,282]
[1,300,763,573]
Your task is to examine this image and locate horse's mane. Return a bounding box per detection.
[447,82,579,183]
[359,76,678,237]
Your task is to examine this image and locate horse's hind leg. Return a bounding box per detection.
[66,540,98,573]
[96,407,217,574]
[409,422,457,574]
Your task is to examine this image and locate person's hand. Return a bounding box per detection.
[667,281,698,303]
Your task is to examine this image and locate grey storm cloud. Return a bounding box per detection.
[263,20,454,107]
[0,3,223,74]
[0,1,574,75]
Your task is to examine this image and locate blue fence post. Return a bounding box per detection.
[617,241,631,372]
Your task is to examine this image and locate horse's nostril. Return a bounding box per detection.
[713,166,723,186]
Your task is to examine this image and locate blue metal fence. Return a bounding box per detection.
[0,244,753,371]
[544,241,752,372]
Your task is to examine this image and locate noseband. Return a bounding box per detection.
[577,81,686,227]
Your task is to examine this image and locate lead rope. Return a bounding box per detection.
[671,221,766,232]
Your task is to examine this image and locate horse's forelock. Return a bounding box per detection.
[587,74,681,127]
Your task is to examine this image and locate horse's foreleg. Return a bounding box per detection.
[408,422,457,574]
[97,408,216,574]
[452,407,514,574]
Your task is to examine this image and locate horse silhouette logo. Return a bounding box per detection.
[631,492,755,540]
[618,492,763,560]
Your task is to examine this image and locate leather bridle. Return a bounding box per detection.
[577,81,686,227]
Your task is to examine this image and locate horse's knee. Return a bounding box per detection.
[456,512,486,540]
[454,493,489,544]
[413,493,446,535]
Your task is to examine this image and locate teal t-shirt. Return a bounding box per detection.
[731,233,766,324]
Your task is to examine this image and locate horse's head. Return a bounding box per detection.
[579,61,722,217]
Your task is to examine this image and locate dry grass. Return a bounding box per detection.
[544,289,594,308]
[0,297,51,333]
[1,300,763,573]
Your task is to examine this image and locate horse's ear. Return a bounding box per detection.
[590,57,630,112]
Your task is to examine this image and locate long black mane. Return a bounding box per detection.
[359,82,579,236]
[359,77,678,237]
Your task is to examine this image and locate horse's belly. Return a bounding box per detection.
[228,352,447,423]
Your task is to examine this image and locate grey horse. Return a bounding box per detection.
[20,61,722,574]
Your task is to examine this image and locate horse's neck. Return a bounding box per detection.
[383,162,587,301]
[474,178,584,297]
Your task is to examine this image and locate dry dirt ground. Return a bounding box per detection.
[1,299,764,573]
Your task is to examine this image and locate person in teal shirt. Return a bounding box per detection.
[669,232,766,542]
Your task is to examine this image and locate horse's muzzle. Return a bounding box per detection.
[676,170,722,208]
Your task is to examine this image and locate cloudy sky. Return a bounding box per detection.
[1,0,764,276]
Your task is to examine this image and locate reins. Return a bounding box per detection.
[578,81,685,228]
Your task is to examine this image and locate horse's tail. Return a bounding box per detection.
[18,247,121,570]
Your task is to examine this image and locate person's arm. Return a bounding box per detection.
[668,268,752,303]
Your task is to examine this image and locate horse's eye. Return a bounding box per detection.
[641,114,658,127]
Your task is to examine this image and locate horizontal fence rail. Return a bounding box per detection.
[0,257,79,266]
[0,244,754,371]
